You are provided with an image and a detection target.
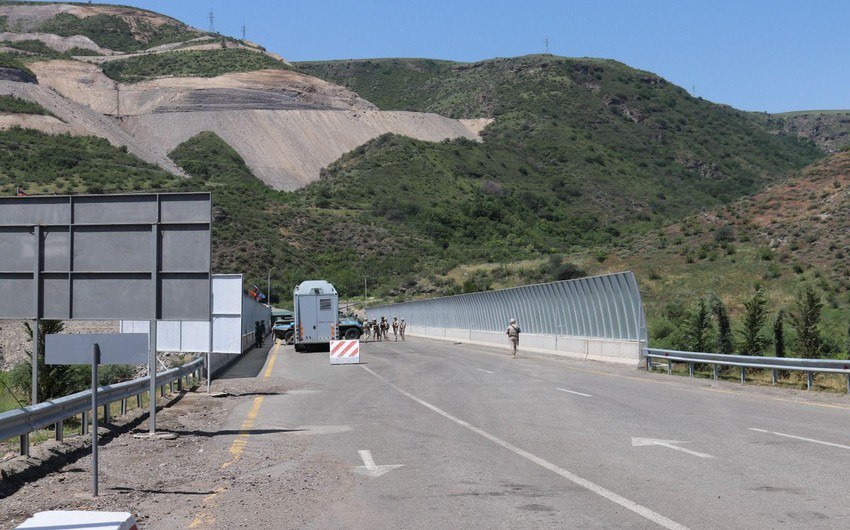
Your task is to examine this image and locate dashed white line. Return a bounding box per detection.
[749,428,850,451]
[361,365,688,530]
[557,388,592,397]
[476,368,495,374]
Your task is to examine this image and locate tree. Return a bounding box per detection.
[773,310,785,358]
[711,295,734,354]
[9,320,87,403]
[789,286,824,359]
[738,288,770,356]
[684,298,713,352]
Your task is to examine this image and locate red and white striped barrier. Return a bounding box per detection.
[330,339,360,365]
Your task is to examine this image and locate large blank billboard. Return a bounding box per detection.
[0,193,211,321]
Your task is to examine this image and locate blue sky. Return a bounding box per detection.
[86,1,848,113]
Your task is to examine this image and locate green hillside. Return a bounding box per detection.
[297,55,821,248]
[102,48,290,82]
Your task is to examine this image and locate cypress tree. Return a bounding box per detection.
[711,295,734,354]
[774,310,785,358]
[789,286,823,359]
[739,288,769,356]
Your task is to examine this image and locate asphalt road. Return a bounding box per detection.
[212,337,850,529]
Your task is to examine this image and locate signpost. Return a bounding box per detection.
[45,333,149,497]
[0,192,212,448]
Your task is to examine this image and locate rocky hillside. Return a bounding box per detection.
[0,2,481,189]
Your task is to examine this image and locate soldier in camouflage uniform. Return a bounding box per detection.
[392,317,399,341]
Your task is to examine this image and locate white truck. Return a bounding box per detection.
[293,280,339,352]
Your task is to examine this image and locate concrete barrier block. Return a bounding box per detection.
[522,334,557,351]
[556,336,587,355]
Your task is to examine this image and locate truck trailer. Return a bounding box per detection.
[293,280,339,352]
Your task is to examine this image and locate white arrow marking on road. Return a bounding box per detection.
[557,388,592,397]
[353,450,404,478]
[749,428,850,450]
[631,438,713,459]
[476,368,495,374]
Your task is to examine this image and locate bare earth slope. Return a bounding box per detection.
[123,109,481,190]
[0,80,185,175]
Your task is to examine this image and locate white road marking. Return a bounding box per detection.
[353,449,404,478]
[631,438,713,459]
[361,365,688,530]
[749,428,850,451]
[557,388,592,397]
[476,368,495,374]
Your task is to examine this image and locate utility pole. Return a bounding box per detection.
[544,36,550,55]
[208,9,215,33]
[241,24,246,40]
[364,275,368,303]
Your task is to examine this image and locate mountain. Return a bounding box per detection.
[0,2,480,189]
[296,55,821,249]
[0,2,846,347]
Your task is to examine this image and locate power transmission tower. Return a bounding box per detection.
[208,9,215,33]
[544,37,550,55]
[241,24,246,40]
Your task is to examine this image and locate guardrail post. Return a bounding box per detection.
[160,385,165,398]
[688,362,694,378]
[771,369,777,386]
[136,394,142,408]
[667,359,672,375]
[846,374,850,394]
[81,411,88,435]
[102,403,110,424]
[712,365,718,381]
[20,434,28,456]
[121,399,127,415]
[807,372,813,390]
[177,376,182,392]
[55,420,63,442]
[741,367,746,384]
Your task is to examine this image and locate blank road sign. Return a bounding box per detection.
[45,333,149,365]
[0,193,212,321]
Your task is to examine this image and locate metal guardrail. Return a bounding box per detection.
[646,348,850,392]
[0,358,204,453]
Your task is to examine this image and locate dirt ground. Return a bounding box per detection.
[0,371,345,529]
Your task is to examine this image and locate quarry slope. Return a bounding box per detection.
[122,109,481,190]
[0,80,184,174]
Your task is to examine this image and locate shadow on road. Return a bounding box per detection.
[158,428,304,438]
[216,340,275,380]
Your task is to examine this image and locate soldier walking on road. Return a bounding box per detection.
[506,318,521,358]
[399,318,406,341]
[392,317,399,341]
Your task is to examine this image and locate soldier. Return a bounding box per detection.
[381,317,390,341]
[362,318,372,342]
[391,317,400,341]
[506,318,521,358]
[372,319,381,342]
[399,318,406,341]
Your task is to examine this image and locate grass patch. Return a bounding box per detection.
[102,48,290,82]
[37,13,198,53]
[0,95,53,116]
[0,127,181,195]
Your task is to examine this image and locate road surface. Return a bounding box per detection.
[194,337,850,528]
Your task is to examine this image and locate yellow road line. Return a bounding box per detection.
[221,396,264,469]
[188,487,226,528]
[264,340,281,379]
